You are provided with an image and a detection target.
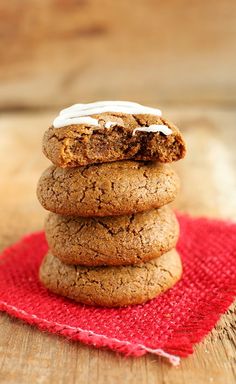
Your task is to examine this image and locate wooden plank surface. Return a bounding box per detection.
[0,106,236,383]
[1,0,236,108]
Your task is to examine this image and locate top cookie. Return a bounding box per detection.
[43,101,186,167]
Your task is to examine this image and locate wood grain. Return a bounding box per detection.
[0,106,235,383]
[0,1,236,108]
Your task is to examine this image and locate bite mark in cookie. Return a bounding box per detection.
[43,101,186,167]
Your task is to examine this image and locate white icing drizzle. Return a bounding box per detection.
[104,121,117,129]
[133,125,172,136]
[52,101,172,136]
[55,116,99,127]
[58,101,162,118]
[53,101,162,128]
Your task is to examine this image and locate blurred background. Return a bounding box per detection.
[0,0,236,249]
[1,0,236,108]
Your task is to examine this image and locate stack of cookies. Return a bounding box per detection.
[37,101,186,307]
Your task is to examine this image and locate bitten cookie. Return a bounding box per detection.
[43,101,186,167]
[39,249,182,307]
[37,161,179,217]
[45,206,179,266]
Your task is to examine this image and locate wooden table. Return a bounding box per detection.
[0,106,236,383]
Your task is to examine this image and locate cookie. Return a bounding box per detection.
[39,249,182,307]
[37,161,179,217]
[45,206,179,266]
[43,101,186,167]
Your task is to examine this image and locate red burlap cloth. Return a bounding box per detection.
[0,213,236,365]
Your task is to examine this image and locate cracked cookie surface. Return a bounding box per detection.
[43,113,186,167]
[37,161,179,217]
[39,249,182,307]
[45,206,179,266]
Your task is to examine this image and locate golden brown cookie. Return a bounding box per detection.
[39,249,182,307]
[37,161,179,217]
[45,206,179,266]
[43,113,186,167]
